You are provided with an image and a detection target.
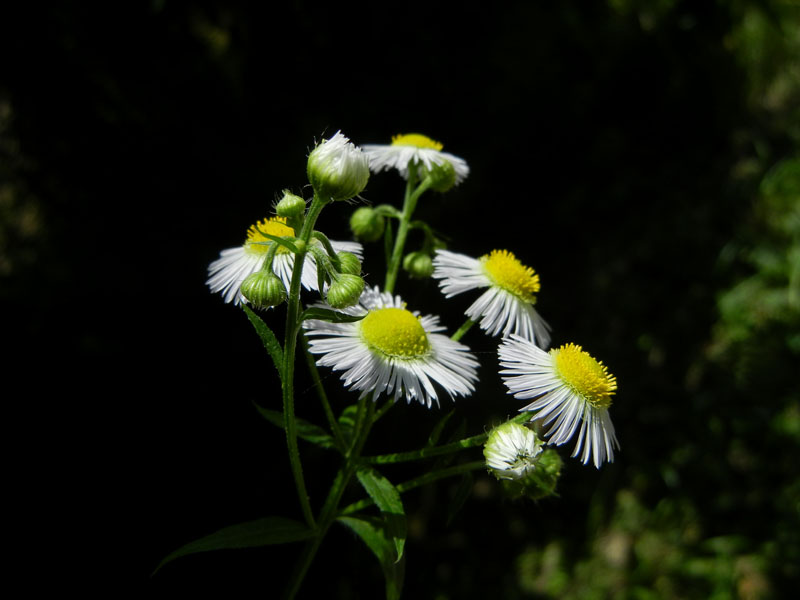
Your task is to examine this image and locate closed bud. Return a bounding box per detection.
[275,190,306,219]
[349,206,385,242]
[307,131,370,202]
[423,159,457,192]
[337,251,362,275]
[326,273,365,309]
[403,251,434,279]
[240,271,286,309]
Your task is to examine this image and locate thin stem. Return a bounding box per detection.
[384,168,434,293]
[339,461,486,516]
[365,431,490,464]
[451,318,476,342]
[284,396,378,599]
[300,333,346,452]
[281,194,328,529]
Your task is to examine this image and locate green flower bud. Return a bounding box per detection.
[307,131,369,202]
[336,251,362,275]
[326,273,365,309]
[402,251,434,279]
[517,449,562,500]
[423,159,457,192]
[240,271,286,309]
[349,206,385,242]
[275,190,306,219]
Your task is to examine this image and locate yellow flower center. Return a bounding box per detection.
[480,250,540,302]
[360,307,431,359]
[552,343,617,409]
[391,133,444,151]
[245,217,295,255]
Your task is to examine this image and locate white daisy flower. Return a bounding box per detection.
[498,335,619,468]
[303,286,479,408]
[207,216,363,305]
[483,421,544,480]
[363,133,469,185]
[432,248,551,348]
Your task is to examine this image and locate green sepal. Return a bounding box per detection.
[242,305,284,376]
[154,516,314,574]
[252,402,337,450]
[299,307,365,324]
[356,468,407,561]
[252,228,300,254]
[337,515,405,600]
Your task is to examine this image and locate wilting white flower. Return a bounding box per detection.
[363,133,469,185]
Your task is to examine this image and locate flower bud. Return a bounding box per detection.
[307,131,370,202]
[402,251,434,279]
[326,273,365,309]
[484,421,544,482]
[275,190,306,219]
[336,251,362,275]
[240,271,286,309]
[423,159,457,192]
[349,206,385,242]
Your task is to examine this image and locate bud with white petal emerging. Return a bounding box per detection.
[307,131,370,202]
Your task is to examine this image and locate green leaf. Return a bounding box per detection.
[338,404,359,445]
[299,307,365,324]
[252,403,336,449]
[242,305,283,375]
[252,228,299,254]
[338,515,405,600]
[356,468,406,561]
[155,517,314,574]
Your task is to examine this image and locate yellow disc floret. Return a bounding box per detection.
[480,250,541,303]
[245,217,295,255]
[552,343,617,409]
[360,307,431,360]
[391,133,444,151]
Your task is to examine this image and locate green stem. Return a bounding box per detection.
[365,431,490,464]
[284,397,378,598]
[451,318,476,342]
[282,194,328,529]
[300,333,346,453]
[384,169,433,293]
[339,461,486,516]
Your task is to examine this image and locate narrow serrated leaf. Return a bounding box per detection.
[299,307,365,324]
[253,229,299,254]
[155,517,314,574]
[252,403,336,449]
[338,515,404,600]
[356,468,406,561]
[242,305,283,375]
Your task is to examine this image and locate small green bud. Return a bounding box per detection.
[336,251,362,275]
[349,206,385,242]
[275,190,306,219]
[423,159,457,192]
[240,271,286,309]
[326,273,365,309]
[293,239,306,254]
[402,251,434,279]
[307,131,370,202]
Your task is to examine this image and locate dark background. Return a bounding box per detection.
[3,1,798,598]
